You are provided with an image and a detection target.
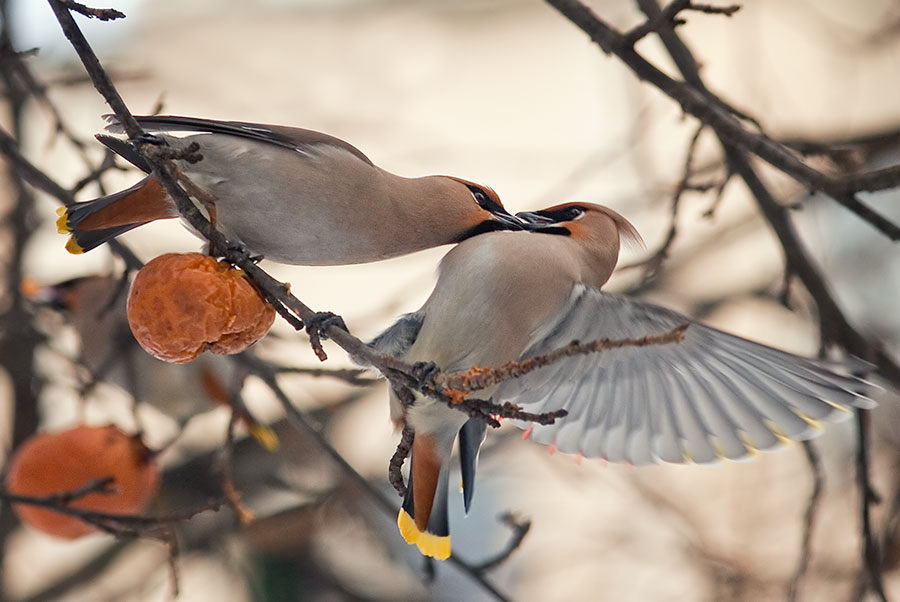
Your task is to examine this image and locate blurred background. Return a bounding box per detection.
[2,0,900,600]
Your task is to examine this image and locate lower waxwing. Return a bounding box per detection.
[25,276,275,448]
[369,202,876,560]
[56,115,523,263]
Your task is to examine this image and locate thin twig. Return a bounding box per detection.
[787,441,824,602]
[389,426,414,496]
[545,0,900,240]
[618,124,706,279]
[622,0,740,47]
[1,487,224,537]
[237,353,515,602]
[473,512,532,573]
[57,0,124,21]
[440,325,688,395]
[855,409,888,602]
[273,365,379,387]
[221,404,255,525]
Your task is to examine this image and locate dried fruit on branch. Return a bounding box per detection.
[127,252,275,363]
[5,425,160,539]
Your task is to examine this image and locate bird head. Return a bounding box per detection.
[441,177,527,239]
[517,202,644,287]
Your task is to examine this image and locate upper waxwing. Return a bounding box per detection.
[57,115,523,263]
[370,202,876,560]
[25,276,273,446]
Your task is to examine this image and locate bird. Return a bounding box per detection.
[369,202,876,560]
[24,275,276,448]
[57,115,524,263]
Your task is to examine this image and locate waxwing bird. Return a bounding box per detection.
[57,115,523,263]
[25,276,275,447]
[370,202,876,560]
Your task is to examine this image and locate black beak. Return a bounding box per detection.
[515,210,572,235]
[489,209,527,231]
[516,210,554,225]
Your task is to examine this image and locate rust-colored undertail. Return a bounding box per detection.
[58,176,177,253]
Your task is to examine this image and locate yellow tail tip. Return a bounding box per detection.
[249,424,280,452]
[65,237,84,255]
[416,531,451,560]
[56,210,71,234]
[397,509,452,560]
[397,508,420,545]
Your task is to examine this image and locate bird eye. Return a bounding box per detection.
[471,189,489,207]
[568,206,586,220]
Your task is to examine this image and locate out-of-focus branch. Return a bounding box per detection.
[787,441,824,602]
[855,409,888,602]
[546,0,900,241]
[472,512,532,573]
[56,0,124,21]
[0,485,224,537]
[0,126,143,270]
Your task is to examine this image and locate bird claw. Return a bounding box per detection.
[411,361,441,391]
[306,311,348,361]
[130,132,166,146]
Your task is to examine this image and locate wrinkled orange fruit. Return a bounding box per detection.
[127,253,275,363]
[5,425,160,539]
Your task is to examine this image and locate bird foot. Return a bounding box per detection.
[130,132,166,146]
[411,361,441,391]
[306,311,348,361]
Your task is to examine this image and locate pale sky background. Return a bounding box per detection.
[4,1,900,600]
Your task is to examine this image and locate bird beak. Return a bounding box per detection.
[516,210,554,225]
[489,209,527,231]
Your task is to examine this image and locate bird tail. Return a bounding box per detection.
[459,418,487,514]
[57,176,176,254]
[397,433,452,560]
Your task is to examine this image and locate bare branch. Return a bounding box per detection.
[439,325,688,395]
[855,409,888,602]
[389,426,414,497]
[787,441,824,602]
[1,486,224,537]
[56,0,124,22]
[545,0,900,240]
[473,512,532,573]
[622,0,740,47]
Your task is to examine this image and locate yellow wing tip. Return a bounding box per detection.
[249,424,280,452]
[416,531,451,560]
[739,433,760,458]
[65,236,84,254]
[56,208,71,234]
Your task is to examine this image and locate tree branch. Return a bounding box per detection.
[546,0,900,240]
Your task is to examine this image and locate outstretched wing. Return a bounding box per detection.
[496,287,875,465]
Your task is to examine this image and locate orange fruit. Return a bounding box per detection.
[6,425,159,539]
[127,253,275,363]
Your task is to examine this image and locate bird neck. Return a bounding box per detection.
[384,173,488,246]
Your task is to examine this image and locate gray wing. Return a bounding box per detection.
[354,311,426,366]
[496,287,876,465]
[103,115,374,166]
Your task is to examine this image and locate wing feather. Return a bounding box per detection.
[496,289,874,465]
